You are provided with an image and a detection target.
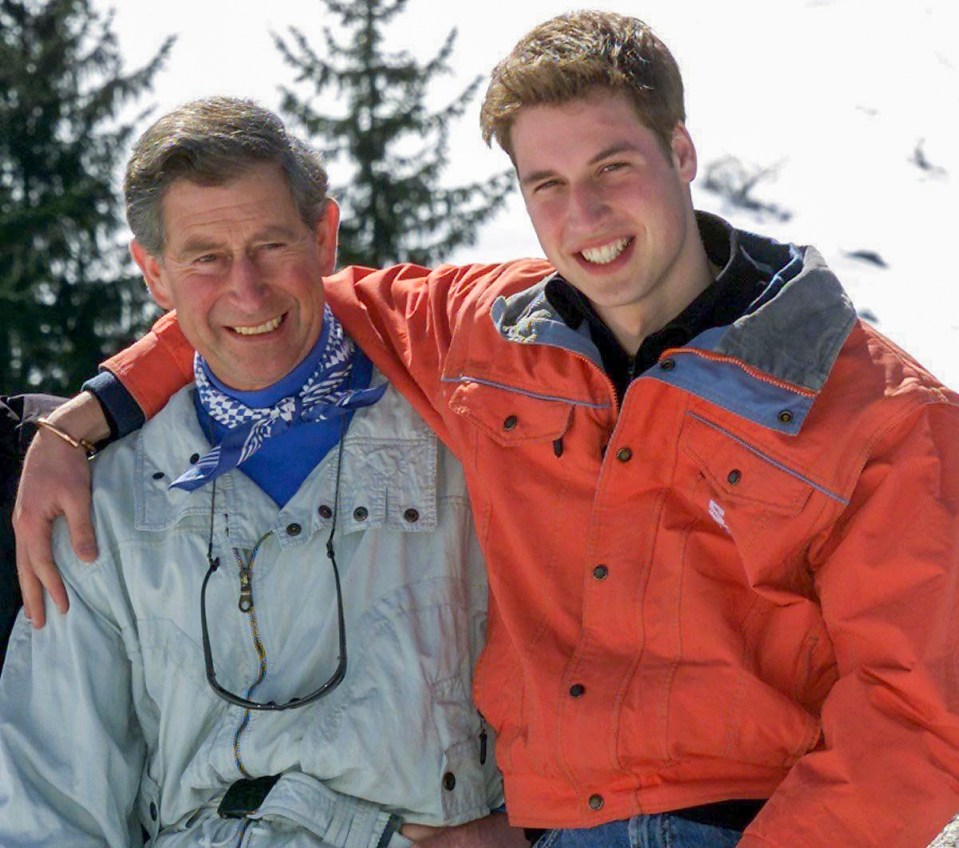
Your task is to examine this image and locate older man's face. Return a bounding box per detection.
[132,161,338,391]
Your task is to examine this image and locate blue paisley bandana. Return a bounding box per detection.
[171,306,386,492]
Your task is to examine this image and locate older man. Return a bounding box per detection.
[14,12,959,848]
[0,98,522,848]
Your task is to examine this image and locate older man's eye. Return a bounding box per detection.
[533,179,560,193]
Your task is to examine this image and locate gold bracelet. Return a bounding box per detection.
[35,417,97,456]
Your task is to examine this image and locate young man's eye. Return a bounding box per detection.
[601,161,628,174]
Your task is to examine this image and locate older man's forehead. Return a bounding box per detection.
[158,164,304,252]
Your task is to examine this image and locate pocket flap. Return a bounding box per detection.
[449,380,573,446]
[681,413,815,515]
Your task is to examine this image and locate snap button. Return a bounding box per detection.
[403,508,420,523]
[152,471,165,480]
[592,564,608,580]
[778,410,794,424]
[588,794,604,811]
[660,359,676,371]
[569,683,586,698]
[353,506,369,521]
[727,469,742,485]
[442,771,456,791]
[503,415,518,431]
[189,453,200,464]
[616,447,633,462]
[286,523,302,537]
[318,505,333,519]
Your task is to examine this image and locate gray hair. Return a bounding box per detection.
[124,97,329,256]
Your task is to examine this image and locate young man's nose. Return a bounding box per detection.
[568,182,609,228]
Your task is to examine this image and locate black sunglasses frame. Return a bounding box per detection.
[199,434,348,711]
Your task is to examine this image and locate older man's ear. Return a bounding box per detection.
[315,197,341,276]
[130,240,173,310]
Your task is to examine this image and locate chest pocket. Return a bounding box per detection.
[448,379,574,447]
[680,412,816,518]
[336,433,440,535]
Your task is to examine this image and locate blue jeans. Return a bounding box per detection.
[535,815,742,848]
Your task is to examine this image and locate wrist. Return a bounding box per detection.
[41,390,112,445]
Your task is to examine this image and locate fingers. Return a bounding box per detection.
[14,509,72,627]
[13,428,97,628]
[62,489,98,563]
[15,553,47,629]
[400,824,447,842]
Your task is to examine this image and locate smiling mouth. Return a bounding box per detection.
[580,237,633,265]
[230,315,284,336]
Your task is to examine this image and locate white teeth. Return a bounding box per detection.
[581,238,630,265]
[232,316,282,336]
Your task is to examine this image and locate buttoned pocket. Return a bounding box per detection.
[334,433,439,534]
[680,412,815,517]
[448,379,573,447]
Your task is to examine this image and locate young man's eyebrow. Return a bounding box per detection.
[588,142,645,165]
[519,143,647,187]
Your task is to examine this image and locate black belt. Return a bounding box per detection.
[524,799,766,844]
[670,799,766,831]
[217,775,281,819]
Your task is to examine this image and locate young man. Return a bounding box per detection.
[14,12,959,848]
[0,98,522,847]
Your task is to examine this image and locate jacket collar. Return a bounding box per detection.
[492,218,857,396]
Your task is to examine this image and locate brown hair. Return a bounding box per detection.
[481,10,685,159]
[124,97,329,256]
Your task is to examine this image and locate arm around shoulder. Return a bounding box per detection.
[13,390,106,626]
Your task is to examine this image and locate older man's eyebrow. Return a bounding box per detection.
[176,226,299,257]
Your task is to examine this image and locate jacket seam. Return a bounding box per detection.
[441,374,610,409]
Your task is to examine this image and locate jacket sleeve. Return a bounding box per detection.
[0,532,146,847]
[100,309,195,420]
[740,399,959,848]
[323,261,550,453]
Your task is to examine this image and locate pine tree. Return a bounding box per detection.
[0,0,173,392]
[274,0,513,268]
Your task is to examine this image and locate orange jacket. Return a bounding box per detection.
[106,232,959,846]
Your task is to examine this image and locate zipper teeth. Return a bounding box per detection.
[668,347,817,398]
[231,533,272,776]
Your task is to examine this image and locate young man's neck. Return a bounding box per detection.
[597,249,717,357]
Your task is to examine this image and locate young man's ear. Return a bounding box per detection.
[315,198,341,276]
[130,240,173,310]
[670,122,698,183]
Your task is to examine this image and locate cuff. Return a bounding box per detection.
[82,371,146,441]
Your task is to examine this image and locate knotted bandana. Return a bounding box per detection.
[171,307,386,492]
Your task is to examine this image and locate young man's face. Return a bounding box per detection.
[132,161,338,391]
[512,90,704,349]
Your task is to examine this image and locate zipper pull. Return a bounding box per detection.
[238,564,253,613]
[478,713,488,765]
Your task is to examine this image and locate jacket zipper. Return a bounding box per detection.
[231,533,272,777]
